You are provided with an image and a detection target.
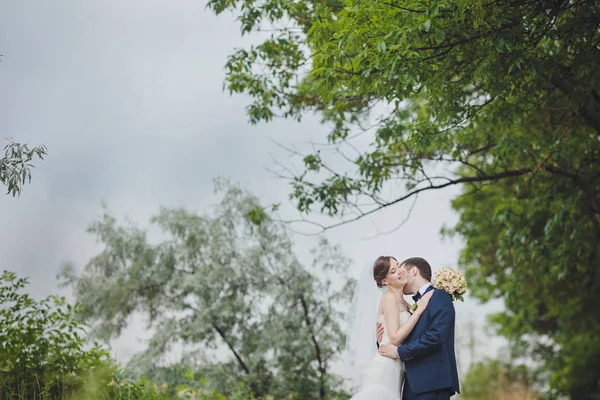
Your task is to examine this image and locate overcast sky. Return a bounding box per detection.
[0,0,505,371]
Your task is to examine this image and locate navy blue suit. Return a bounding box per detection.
[398,286,460,400]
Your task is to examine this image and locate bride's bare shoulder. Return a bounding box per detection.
[380,292,395,308]
[378,292,394,315]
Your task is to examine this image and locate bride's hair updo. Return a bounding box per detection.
[373,256,397,289]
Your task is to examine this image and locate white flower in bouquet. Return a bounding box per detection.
[432,268,467,302]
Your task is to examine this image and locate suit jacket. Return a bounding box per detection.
[397,286,460,395]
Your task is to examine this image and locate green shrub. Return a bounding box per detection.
[0,270,109,398]
[0,270,292,400]
[461,358,539,400]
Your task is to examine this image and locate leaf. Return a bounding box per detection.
[423,19,431,31]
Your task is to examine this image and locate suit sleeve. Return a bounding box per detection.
[397,290,454,361]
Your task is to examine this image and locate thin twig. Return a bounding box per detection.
[361,194,419,240]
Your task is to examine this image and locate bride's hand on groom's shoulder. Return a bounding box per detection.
[415,291,434,314]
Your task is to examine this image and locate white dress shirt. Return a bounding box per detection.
[417,282,432,300]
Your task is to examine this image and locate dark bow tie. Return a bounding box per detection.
[412,293,422,303]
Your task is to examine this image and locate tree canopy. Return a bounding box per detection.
[208,0,600,397]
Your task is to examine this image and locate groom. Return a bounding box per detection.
[377,257,460,400]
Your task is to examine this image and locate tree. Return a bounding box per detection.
[447,171,600,398]
[1,140,47,196]
[207,0,600,397]
[60,182,353,399]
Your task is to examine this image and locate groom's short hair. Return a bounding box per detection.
[401,257,432,281]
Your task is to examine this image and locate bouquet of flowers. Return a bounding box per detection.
[432,268,467,302]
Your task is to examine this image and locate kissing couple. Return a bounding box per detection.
[344,256,460,400]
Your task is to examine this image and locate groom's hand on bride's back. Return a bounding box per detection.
[378,343,399,359]
[376,322,384,344]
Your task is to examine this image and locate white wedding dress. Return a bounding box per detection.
[349,311,411,400]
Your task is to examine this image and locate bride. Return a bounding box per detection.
[344,256,432,399]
